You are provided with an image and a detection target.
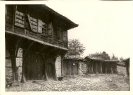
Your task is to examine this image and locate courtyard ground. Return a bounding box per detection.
[6,74,129,91]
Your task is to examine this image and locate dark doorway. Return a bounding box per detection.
[72,62,78,75]
[47,63,54,80]
[25,52,44,80]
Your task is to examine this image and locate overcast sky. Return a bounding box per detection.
[45,0,133,59]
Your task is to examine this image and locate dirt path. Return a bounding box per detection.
[6,74,129,91]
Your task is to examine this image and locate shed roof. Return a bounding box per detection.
[123,58,130,63]
[64,57,84,61]
[85,57,119,63]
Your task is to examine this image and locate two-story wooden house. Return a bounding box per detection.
[5,5,78,83]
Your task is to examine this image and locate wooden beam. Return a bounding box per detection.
[24,41,34,58]
[38,45,48,52]
[6,30,68,51]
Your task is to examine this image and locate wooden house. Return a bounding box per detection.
[62,58,85,76]
[85,57,118,74]
[5,5,78,83]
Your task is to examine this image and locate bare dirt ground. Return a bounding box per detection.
[6,74,129,91]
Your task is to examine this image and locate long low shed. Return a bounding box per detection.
[85,57,118,74]
[62,58,86,76]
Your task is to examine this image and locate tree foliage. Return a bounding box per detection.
[88,51,110,60]
[119,57,124,61]
[65,39,85,58]
[111,54,118,60]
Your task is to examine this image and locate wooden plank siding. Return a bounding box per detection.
[63,59,84,76]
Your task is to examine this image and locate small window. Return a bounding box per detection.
[38,19,47,34]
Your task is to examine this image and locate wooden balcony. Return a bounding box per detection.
[6,24,68,50]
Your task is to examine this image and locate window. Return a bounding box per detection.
[38,19,47,34]
[29,16,38,32]
[15,10,25,28]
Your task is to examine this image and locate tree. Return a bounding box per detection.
[65,39,85,58]
[119,57,124,61]
[88,51,110,60]
[111,54,118,60]
[101,51,110,60]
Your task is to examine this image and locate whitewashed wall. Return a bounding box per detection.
[55,55,62,77]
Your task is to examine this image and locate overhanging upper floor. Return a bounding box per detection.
[5,5,78,50]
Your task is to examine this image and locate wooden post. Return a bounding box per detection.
[70,61,72,76]
[41,54,48,81]
[9,49,16,82]
[87,60,91,74]
[45,63,48,80]
[21,49,26,83]
[61,54,65,76]
[12,5,16,32]
[105,63,107,74]
[100,62,102,74]
[91,61,94,74]
[111,62,114,74]
[53,58,58,81]
[96,62,98,74]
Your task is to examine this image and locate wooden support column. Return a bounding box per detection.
[69,61,72,76]
[8,49,16,82]
[93,61,96,74]
[87,60,91,74]
[86,61,89,74]
[12,5,16,32]
[91,61,94,74]
[41,54,48,81]
[95,62,98,74]
[111,62,113,74]
[109,62,111,74]
[100,62,103,74]
[98,62,101,74]
[105,63,107,74]
[61,52,66,76]
[53,60,58,81]
[45,62,48,80]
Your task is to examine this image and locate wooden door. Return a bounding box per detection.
[25,52,44,80]
[72,62,78,75]
[47,63,54,79]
